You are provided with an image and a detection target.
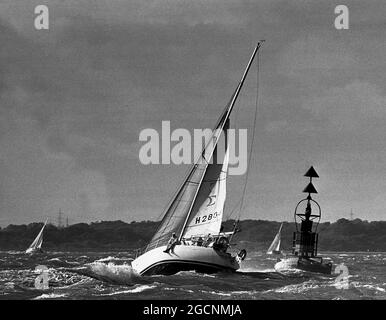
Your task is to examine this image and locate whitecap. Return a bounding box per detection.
[352,282,386,292]
[100,284,157,296]
[270,280,321,294]
[163,287,195,293]
[239,267,275,273]
[95,256,132,263]
[210,291,232,296]
[64,260,80,265]
[33,293,68,300]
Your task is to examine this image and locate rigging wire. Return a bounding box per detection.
[151,45,263,245]
[229,47,262,231]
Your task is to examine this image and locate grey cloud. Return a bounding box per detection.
[0,0,386,225]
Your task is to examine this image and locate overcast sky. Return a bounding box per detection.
[0,0,385,226]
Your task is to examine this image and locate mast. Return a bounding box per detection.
[178,41,265,241]
[58,209,63,228]
[278,222,283,234]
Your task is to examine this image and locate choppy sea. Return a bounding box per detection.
[0,251,385,300]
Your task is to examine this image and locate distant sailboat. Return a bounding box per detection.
[26,219,48,254]
[267,223,283,255]
[132,42,264,276]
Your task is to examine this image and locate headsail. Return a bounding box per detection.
[182,121,229,239]
[145,42,264,252]
[145,110,232,251]
[27,219,47,251]
[267,223,283,254]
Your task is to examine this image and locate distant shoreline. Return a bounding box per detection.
[1,218,385,252]
[1,249,385,254]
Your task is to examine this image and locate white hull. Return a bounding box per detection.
[132,245,240,276]
[25,247,44,255]
[267,250,281,255]
[274,257,299,271]
[275,256,332,274]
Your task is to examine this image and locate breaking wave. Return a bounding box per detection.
[81,262,150,286]
[100,284,157,296]
[269,279,322,294]
[33,293,69,300]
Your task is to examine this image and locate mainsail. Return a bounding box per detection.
[27,219,47,251]
[145,42,263,252]
[267,223,283,254]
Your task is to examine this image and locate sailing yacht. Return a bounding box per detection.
[25,219,48,254]
[267,223,283,255]
[132,43,264,276]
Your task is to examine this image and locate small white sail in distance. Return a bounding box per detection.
[26,219,48,253]
[267,222,283,254]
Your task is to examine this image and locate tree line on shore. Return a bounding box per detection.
[0,218,385,252]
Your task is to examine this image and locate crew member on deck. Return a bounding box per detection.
[164,233,178,253]
[204,234,213,247]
